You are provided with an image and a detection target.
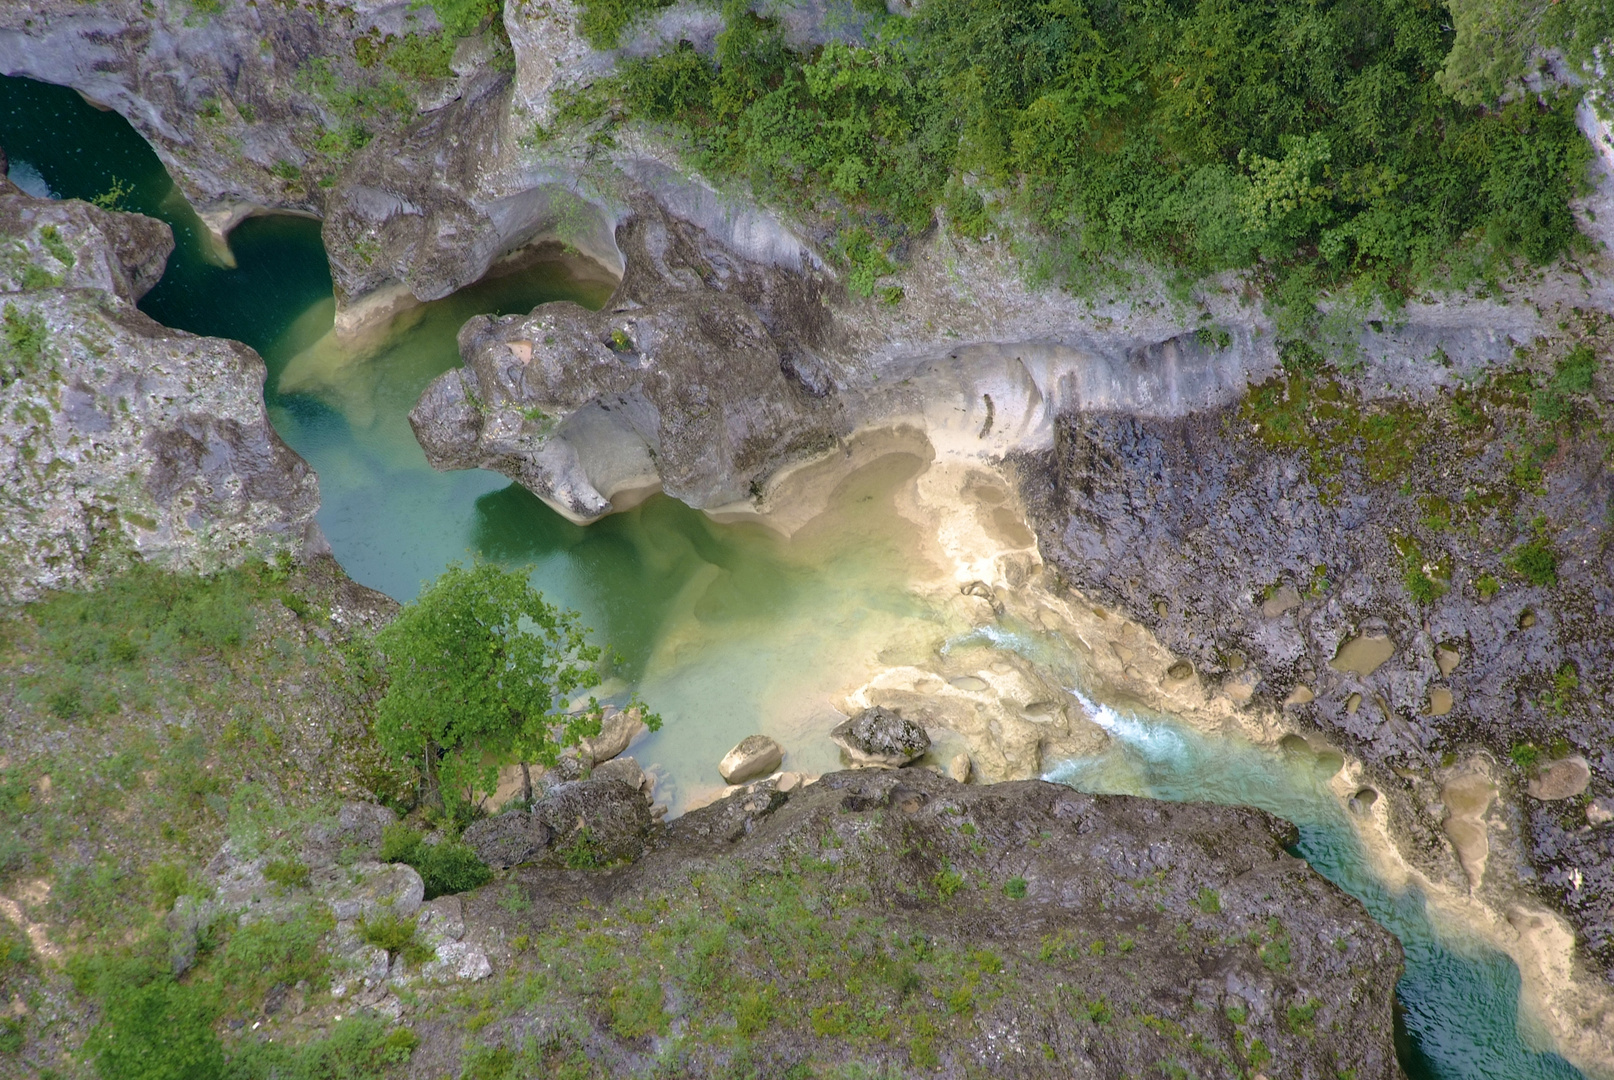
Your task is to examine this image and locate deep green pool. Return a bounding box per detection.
[1,72,1593,1080]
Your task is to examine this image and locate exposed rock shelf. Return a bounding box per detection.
[0,179,320,602]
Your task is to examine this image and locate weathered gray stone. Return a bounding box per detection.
[830,706,930,767]
[718,735,783,784]
[421,940,492,983]
[0,188,321,602]
[462,810,553,870]
[531,777,655,867]
[592,754,649,794]
[325,862,424,922]
[1528,757,1591,801]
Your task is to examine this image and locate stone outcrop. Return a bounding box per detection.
[465,776,655,870]
[409,193,840,520]
[829,706,930,767]
[1017,382,1614,981]
[471,768,1406,1078]
[0,185,320,602]
[0,0,472,231]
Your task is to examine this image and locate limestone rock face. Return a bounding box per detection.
[1020,400,1614,981]
[0,0,458,220]
[830,706,930,767]
[409,195,840,521]
[719,735,783,784]
[0,188,320,602]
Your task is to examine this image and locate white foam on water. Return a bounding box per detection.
[8,159,53,199]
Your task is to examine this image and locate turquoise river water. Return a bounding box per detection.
[1,72,1590,1079]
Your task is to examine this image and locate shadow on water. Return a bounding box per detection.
[2,71,1593,1080]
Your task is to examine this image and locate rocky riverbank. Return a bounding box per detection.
[172,770,1407,1079]
[0,173,320,602]
[3,0,1614,1073]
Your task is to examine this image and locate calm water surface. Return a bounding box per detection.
[0,72,1589,1080]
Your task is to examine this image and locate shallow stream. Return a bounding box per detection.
[1,72,1589,1079]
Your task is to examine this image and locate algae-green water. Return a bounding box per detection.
[1,71,1593,1080]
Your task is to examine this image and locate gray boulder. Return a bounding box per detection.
[533,778,655,868]
[719,735,783,784]
[592,755,651,795]
[580,707,644,765]
[463,810,554,870]
[830,707,929,767]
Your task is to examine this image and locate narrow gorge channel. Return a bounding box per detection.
[0,71,1591,1080]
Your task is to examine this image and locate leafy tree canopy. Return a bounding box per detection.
[583,0,1598,313]
[374,561,648,808]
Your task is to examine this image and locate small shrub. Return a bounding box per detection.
[147,863,208,910]
[1087,998,1112,1024]
[558,827,606,871]
[1509,538,1558,587]
[231,1017,418,1077]
[577,0,675,47]
[933,861,964,899]
[1554,345,1598,394]
[379,821,423,864]
[1285,997,1321,1035]
[1259,936,1291,972]
[359,912,434,966]
[380,824,492,898]
[38,225,75,268]
[1531,387,1567,422]
[734,986,775,1035]
[1195,887,1221,914]
[1003,877,1027,899]
[1405,567,1446,605]
[1,303,47,379]
[609,978,669,1039]
[1510,742,1543,773]
[1474,573,1501,599]
[221,906,335,1004]
[263,858,311,890]
[91,970,223,1080]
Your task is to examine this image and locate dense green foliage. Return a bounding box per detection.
[1439,0,1614,105]
[82,945,415,1080]
[380,822,493,898]
[374,561,648,808]
[593,0,1594,301]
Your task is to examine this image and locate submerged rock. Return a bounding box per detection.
[719,735,783,784]
[830,706,930,767]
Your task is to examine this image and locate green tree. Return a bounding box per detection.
[374,562,646,809]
